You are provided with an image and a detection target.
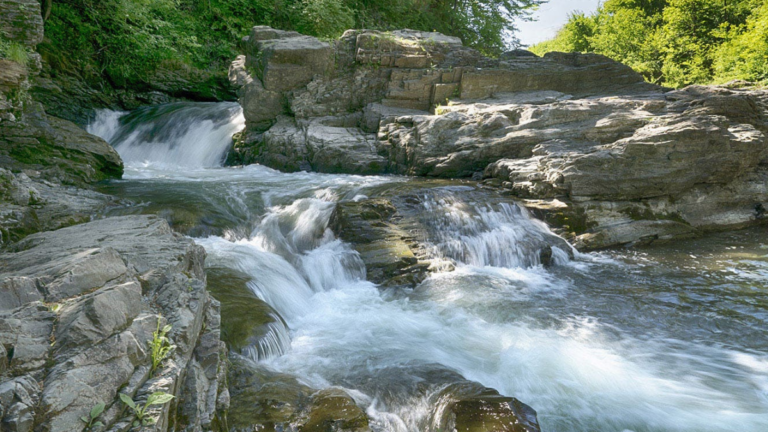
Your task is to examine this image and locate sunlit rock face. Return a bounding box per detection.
[229,27,768,249]
[0,216,226,432]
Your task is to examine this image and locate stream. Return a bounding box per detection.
[89,102,768,432]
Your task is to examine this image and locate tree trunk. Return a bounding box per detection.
[42,0,52,21]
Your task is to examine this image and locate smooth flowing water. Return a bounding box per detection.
[90,103,768,432]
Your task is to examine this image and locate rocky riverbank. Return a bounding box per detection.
[2,3,766,429]
[228,27,768,249]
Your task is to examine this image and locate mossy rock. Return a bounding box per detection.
[0,107,123,186]
[227,356,369,432]
[206,267,286,354]
[227,355,313,429]
[301,388,370,432]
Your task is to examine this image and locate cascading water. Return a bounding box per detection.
[396,186,574,268]
[90,103,768,432]
[88,102,244,168]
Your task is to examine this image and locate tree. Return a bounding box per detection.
[532,0,767,87]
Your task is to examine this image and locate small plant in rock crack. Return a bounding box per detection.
[149,316,175,374]
[119,392,175,427]
[80,402,105,430]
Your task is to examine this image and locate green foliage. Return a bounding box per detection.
[149,316,175,374]
[41,0,544,86]
[119,392,175,427]
[297,0,355,39]
[530,12,596,54]
[0,35,29,66]
[532,0,768,87]
[80,402,105,431]
[713,2,768,83]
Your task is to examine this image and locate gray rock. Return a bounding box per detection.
[40,315,155,432]
[0,277,42,312]
[0,303,55,375]
[228,27,768,248]
[177,300,227,431]
[0,170,117,246]
[0,215,224,431]
[247,33,332,92]
[0,0,44,46]
[0,375,40,432]
[54,281,143,353]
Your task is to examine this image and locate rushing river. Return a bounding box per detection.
[89,103,768,432]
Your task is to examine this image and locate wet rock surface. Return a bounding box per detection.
[227,355,370,432]
[206,267,289,360]
[330,180,573,287]
[334,362,540,432]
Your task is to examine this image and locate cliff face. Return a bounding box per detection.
[0,0,124,246]
[230,27,768,249]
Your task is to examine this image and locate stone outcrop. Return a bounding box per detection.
[230,26,768,249]
[329,180,573,287]
[1,1,124,245]
[0,215,227,432]
[0,103,124,245]
[0,0,44,47]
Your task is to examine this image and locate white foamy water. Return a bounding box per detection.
[88,102,244,168]
[91,103,768,432]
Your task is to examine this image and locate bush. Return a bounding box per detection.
[713,3,768,84]
[297,0,355,39]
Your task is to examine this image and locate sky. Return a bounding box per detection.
[515,0,602,47]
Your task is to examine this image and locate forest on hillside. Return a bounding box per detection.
[532,0,768,88]
[39,0,542,84]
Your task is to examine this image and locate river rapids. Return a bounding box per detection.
[88,102,768,432]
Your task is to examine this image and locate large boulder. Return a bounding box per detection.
[227,355,370,432]
[0,107,123,186]
[477,85,768,248]
[0,216,228,431]
[329,181,573,287]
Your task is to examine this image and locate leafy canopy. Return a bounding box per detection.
[531,0,768,87]
[42,0,545,84]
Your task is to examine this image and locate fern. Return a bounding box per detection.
[149,316,175,374]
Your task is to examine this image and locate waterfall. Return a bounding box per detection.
[87,102,244,168]
[398,187,574,268]
[243,316,292,361]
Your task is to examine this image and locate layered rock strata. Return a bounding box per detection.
[229,27,768,249]
[0,215,226,432]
